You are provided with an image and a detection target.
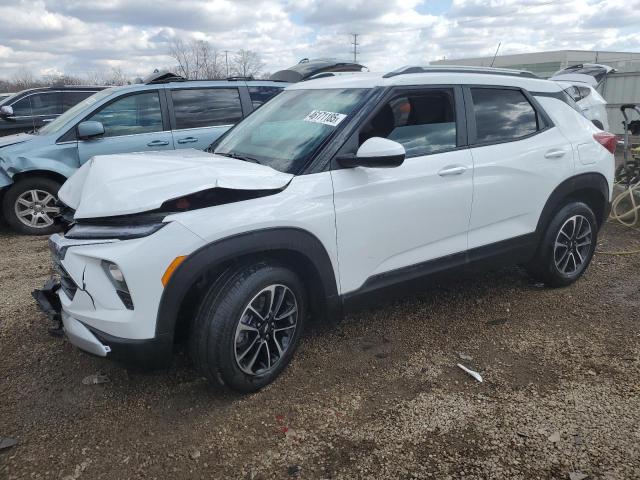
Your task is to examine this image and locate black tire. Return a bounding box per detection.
[526,201,598,287]
[2,177,61,235]
[189,262,306,393]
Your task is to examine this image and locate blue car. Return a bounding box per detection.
[0,72,286,234]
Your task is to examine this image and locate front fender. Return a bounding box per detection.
[155,227,341,340]
[3,155,77,180]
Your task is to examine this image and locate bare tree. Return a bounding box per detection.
[168,38,224,80]
[11,68,38,90]
[230,49,263,78]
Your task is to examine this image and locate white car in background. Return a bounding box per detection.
[550,63,614,131]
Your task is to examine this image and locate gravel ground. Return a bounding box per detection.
[1,222,639,479]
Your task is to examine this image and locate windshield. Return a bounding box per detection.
[37,88,115,135]
[214,88,369,174]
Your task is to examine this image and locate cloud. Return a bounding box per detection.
[0,0,637,79]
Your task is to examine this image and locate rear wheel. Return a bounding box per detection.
[189,262,306,393]
[526,201,597,287]
[2,177,61,235]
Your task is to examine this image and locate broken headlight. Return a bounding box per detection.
[101,260,134,310]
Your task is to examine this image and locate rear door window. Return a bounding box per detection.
[86,91,163,137]
[359,89,457,157]
[63,91,96,111]
[171,88,242,130]
[470,88,538,143]
[248,86,283,109]
[12,92,63,117]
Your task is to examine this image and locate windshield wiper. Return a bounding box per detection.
[216,152,261,165]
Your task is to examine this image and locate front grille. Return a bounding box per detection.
[49,240,78,300]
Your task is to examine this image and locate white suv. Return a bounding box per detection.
[35,66,616,392]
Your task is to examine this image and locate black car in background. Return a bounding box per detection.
[0,86,105,136]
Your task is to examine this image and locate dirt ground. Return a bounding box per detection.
[1,222,639,480]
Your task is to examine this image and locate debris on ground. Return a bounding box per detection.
[189,449,201,460]
[458,352,473,361]
[0,437,17,451]
[457,363,483,382]
[485,318,508,326]
[82,373,109,385]
[569,471,589,480]
[287,465,301,477]
[548,431,561,444]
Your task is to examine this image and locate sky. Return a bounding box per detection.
[0,0,638,79]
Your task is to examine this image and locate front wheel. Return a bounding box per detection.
[189,262,306,393]
[526,202,598,287]
[2,177,61,235]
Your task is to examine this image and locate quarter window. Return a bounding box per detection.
[171,88,242,130]
[471,88,539,143]
[12,92,62,117]
[87,92,163,137]
[360,89,457,157]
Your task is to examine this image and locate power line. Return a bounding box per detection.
[350,33,359,63]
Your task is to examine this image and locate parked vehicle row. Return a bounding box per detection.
[34,65,616,393]
[0,86,104,137]
[0,73,286,234]
[0,59,372,234]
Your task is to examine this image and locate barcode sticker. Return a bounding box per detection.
[303,110,347,127]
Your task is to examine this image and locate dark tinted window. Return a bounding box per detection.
[248,86,283,109]
[12,92,62,116]
[471,88,538,143]
[63,91,96,110]
[87,91,163,137]
[360,89,457,157]
[171,88,242,129]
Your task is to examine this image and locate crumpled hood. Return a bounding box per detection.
[58,149,293,219]
[0,132,34,149]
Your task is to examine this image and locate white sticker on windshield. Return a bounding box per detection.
[303,110,347,127]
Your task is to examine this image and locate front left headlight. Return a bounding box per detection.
[66,222,166,240]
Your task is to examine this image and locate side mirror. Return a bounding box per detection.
[338,137,405,168]
[0,105,14,117]
[77,121,105,140]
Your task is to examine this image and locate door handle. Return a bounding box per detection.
[147,140,170,147]
[438,165,467,177]
[177,136,198,144]
[544,149,566,159]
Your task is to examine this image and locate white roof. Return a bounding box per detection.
[286,70,562,93]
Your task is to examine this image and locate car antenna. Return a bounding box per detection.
[490,41,501,67]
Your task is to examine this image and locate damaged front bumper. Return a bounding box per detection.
[31,230,194,369]
[33,279,111,357]
[33,279,172,366]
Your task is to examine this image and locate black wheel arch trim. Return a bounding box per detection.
[535,172,609,239]
[155,227,341,339]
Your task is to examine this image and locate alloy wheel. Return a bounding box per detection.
[14,189,59,229]
[234,284,298,376]
[553,214,592,275]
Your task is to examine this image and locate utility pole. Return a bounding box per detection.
[224,50,230,77]
[350,33,359,63]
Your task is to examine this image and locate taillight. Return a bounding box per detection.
[593,132,617,154]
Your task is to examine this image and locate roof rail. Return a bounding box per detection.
[143,70,186,84]
[383,65,538,79]
[226,76,254,81]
